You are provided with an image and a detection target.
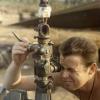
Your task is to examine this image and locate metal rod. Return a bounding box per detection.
[12,32,23,42]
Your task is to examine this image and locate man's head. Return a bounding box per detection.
[59,37,98,91]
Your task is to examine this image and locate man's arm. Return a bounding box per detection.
[3,39,37,91]
[3,39,61,91]
[3,61,21,89]
[3,61,60,91]
[12,75,36,91]
[3,61,36,91]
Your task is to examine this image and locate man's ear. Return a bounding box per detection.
[88,63,97,75]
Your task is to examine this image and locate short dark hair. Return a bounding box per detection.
[59,37,98,67]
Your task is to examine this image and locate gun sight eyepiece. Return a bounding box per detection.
[38,23,49,36]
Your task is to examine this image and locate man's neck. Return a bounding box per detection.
[73,73,96,100]
[79,75,95,93]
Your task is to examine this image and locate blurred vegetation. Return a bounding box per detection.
[0,0,38,14]
[0,0,67,13]
[0,0,97,14]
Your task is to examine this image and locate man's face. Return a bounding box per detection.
[60,54,91,91]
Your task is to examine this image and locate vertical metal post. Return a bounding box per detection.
[34,0,52,100]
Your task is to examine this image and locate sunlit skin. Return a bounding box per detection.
[59,54,96,91]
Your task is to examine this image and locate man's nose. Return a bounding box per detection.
[60,55,64,64]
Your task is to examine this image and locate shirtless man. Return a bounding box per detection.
[2,37,100,100]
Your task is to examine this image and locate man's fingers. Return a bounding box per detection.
[12,46,27,54]
[15,42,28,48]
[12,49,26,54]
[21,37,29,43]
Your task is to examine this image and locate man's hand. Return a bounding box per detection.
[12,39,29,66]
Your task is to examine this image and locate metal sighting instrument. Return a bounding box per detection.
[29,0,62,100]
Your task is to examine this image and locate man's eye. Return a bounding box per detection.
[67,68,75,73]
